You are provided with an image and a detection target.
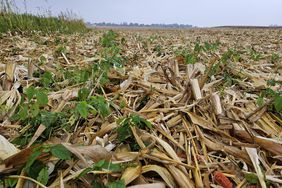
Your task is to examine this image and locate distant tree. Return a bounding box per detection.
[92,22,194,28]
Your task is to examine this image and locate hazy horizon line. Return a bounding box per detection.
[88,22,282,27]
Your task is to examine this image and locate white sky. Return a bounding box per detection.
[15,0,282,27]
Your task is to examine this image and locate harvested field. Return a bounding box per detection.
[0,28,282,188]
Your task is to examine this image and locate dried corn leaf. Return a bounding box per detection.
[142,165,176,188]
[121,165,142,185]
[0,135,19,161]
[246,148,267,188]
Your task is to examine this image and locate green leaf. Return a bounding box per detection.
[245,173,259,184]
[185,53,197,64]
[78,167,93,178]
[92,182,105,188]
[78,160,121,179]
[18,105,28,121]
[117,122,131,142]
[194,42,202,53]
[274,96,282,112]
[256,96,264,107]
[99,72,110,85]
[25,149,42,172]
[267,79,276,86]
[40,111,58,127]
[4,178,17,187]
[26,160,46,179]
[40,71,53,87]
[79,70,91,83]
[30,103,40,117]
[25,86,36,101]
[131,115,141,125]
[50,144,71,160]
[75,101,89,118]
[94,160,107,169]
[95,160,121,171]
[90,108,98,116]
[100,30,118,47]
[42,146,51,153]
[131,115,152,129]
[68,115,77,126]
[265,88,278,97]
[39,55,47,65]
[55,45,67,55]
[91,96,110,118]
[119,100,126,109]
[36,91,48,106]
[271,53,279,63]
[78,88,90,101]
[37,167,49,185]
[141,118,152,129]
[267,79,282,86]
[108,180,125,188]
[103,161,121,172]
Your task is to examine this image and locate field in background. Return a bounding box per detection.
[0,24,282,188]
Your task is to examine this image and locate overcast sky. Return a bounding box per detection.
[14,0,282,27]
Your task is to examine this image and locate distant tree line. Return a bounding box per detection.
[87,22,194,28]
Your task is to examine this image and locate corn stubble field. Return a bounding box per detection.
[0,27,282,188]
